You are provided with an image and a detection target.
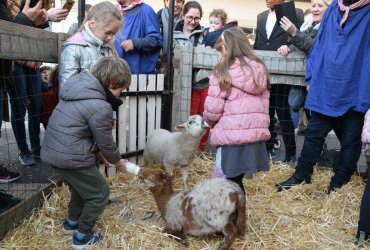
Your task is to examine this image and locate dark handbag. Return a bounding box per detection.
[288,86,306,112]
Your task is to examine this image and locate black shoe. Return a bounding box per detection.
[356,231,369,246]
[0,191,22,214]
[327,183,343,194]
[276,175,311,192]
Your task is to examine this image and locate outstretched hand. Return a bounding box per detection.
[22,0,47,26]
[115,159,128,173]
[280,16,297,37]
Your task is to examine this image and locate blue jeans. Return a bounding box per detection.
[294,110,364,187]
[6,64,41,154]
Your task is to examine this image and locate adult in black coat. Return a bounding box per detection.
[254,0,304,163]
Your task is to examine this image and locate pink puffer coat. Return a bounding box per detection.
[362,108,370,144]
[203,58,270,147]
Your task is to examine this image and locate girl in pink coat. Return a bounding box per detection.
[203,27,271,192]
[357,108,370,245]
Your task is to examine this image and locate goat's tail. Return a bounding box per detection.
[235,192,246,237]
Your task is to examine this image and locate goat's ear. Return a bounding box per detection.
[175,123,187,132]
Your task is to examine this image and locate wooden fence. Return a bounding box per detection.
[172,46,307,127]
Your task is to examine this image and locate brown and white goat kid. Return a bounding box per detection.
[138,167,246,250]
[143,115,208,190]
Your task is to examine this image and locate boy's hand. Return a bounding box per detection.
[115,159,127,173]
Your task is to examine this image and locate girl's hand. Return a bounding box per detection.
[120,40,134,52]
[280,16,297,37]
[277,45,291,56]
[47,8,69,22]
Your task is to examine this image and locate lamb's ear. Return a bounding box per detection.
[143,179,156,188]
[175,123,187,132]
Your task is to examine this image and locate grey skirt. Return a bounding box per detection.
[221,142,269,178]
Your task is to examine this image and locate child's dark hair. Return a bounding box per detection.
[92,57,131,89]
[213,27,271,92]
[209,9,227,25]
[182,1,203,17]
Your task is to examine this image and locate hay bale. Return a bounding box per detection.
[1,154,369,249]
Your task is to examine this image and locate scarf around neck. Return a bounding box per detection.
[338,0,370,26]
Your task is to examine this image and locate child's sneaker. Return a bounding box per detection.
[18,151,36,166]
[72,231,102,250]
[62,219,79,234]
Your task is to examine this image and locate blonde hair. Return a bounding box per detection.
[78,1,122,32]
[92,57,131,89]
[209,9,228,25]
[213,27,270,92]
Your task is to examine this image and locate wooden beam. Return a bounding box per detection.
[0,20,61,63]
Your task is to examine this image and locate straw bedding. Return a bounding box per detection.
[1,154,369,250]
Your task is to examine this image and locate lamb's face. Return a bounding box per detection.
[186,115,209,137]
[138,167,171,192]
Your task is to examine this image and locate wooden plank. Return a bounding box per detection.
[156,74,164,130]
[0,20,59,62]
[138,75,147,150]
[147,75,156,137]
[128,75,138,152]
[118,96,128,154]
[172,46,193,130]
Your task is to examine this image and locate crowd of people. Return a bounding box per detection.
[0,0,369,248]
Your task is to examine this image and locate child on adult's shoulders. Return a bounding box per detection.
[202,9,238,48]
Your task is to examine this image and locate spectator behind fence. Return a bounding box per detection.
[5,0,68,166]
[157,0,185,60]
[40,65,58,129]
[277,0,332,134]
[203,27,271,192]
[60,1,123,88]
[173,1,211,152]
[254,0,304,164]
[41,57,131,249]
[114,0,162,74]
[67,3,92,35]
[357,107,370,245]
[201,9,238,48]
[0,1,21,184]
[277,0,370,194]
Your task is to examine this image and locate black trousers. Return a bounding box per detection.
[266,84,296,157]
[227,175,245,193]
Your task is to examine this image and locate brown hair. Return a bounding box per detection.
[213,27,270,92]
[209,9,227,25]
[182,1,203,18]
[92,57,131,89]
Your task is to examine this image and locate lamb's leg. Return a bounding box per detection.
[217,221,238,250]
[180,166,189,190]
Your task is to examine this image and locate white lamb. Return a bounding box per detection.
[138,167,246,250]
[143,115,208,190]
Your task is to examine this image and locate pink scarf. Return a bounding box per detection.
[338,0,370,26]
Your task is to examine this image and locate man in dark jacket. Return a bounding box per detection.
[254,0,304,163]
